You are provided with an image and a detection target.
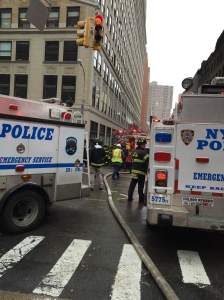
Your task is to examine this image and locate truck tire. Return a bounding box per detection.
[1,189,46,233]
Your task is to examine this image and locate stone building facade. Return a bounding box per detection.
[189,30,224,93]
[0,0,147,144]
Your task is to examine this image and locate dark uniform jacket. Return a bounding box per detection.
[90,145,106,167]
[131,147,149,176]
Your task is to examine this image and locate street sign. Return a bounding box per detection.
[27,0,49,31]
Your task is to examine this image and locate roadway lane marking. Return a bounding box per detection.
[33,239,91,297]
[111,244,141,300]
[0,236,44,278]
[177,250,211,287]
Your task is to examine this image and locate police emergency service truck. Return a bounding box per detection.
[147,80,224,230]
[0,95,85,233]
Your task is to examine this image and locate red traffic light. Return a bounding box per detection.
[94,15,104,47]
[95,14,103,25]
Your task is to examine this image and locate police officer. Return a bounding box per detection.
[128,138,149,203]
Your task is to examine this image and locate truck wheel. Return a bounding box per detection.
[2,190,46,233]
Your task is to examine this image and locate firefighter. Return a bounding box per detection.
[111,144,123,179]
[90,140,106,190]
[128,138,149,203]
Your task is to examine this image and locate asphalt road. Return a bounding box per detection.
[109,174,224,300]
[0,179,163,300]
[0,172,224,300]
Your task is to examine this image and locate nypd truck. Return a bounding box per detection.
[147,80,224,231]
[0,95,85,233]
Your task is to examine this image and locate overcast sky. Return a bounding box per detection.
[146,0,224,106]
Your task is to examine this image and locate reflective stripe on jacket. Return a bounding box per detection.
[111,148,122,163]
[131,147,149,176]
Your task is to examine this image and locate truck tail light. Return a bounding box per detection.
[154,152,171,162]
[196,157,209,163]
[9,104,18,111]
[15,165,25,172]
[155,170,168,187]
[61,112,72,120]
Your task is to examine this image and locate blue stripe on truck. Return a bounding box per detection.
[0,163,76,170]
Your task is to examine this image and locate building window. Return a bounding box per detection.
[0,74,10,95]
[43,75,57,99]
[14,75,28,98]
[92,84,96,107]
[46,7,59,28]
[61,76,76,106]
[18,8,30,28]
[67,7,80,27]
[90,121,98,140]
[45,41,59,61]
[63,41,77,61]
[93,50,97,68]
[16,41,29,61]
[0,42,12,61]
[97,53,102,73]
[99,124,105,143]
[106,127,111,145]
[0,8,12,28]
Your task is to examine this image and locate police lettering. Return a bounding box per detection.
[197,128,224,151]
[0,123,54,141]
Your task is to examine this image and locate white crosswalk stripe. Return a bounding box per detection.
[111,244,141,300]
[33,239,91,298]
[0,236,44,278]
[0,235,214,298]
[177,250,211,287]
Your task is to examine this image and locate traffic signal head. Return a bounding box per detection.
[76,17,91,47]
[93,14,104,50]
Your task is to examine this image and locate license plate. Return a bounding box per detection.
[150,194,170,205]
[182,196,214,207]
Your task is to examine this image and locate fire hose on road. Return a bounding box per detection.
[104,172,179,300]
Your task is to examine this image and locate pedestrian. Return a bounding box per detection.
[111,144,123,180]
[128,138,149,203]
[90,140,106,191]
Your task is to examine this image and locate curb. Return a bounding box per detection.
[104,172,179,300]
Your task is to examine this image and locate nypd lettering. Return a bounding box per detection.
[197,128,224,150]
[0,123,54,141]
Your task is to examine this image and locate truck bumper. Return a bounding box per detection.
[147,205,224,231]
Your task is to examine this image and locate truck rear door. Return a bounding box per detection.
[176,123,224,217]
[55,125,84,201]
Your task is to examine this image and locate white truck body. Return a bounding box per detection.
[0,95,85,232]
[147,94,224,231]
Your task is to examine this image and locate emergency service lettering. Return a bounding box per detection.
[0,157,53,164]
[193,172,224,181]
[0,123,54,141]
[197,128,224,150]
